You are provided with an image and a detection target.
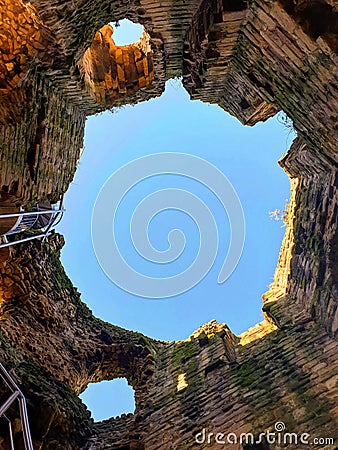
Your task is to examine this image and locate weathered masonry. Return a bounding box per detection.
[0,0,337,448]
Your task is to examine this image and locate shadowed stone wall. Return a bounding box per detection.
[0,0,337,448]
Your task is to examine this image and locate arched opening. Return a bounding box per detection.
[58,78,295,340]
[80,378,135,421]
[81,20,155,106]
[109,19,144,46]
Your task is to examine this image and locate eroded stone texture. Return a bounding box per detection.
[0,74,86,205]
[263,139,338,337]
[0,0,337,204]
[0,0,337,448]
[183,0,338,156]
[0,0,55,123]
[81,24,158,106]
[1,237,337,449]
[0,235,160,449]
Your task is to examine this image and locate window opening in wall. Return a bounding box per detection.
[109,19,144,46]
[80,378,135,422]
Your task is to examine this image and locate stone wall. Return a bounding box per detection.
[183,0,338,156]
[0,236,337,449]
[1,0,336,205]
[0,0,55,124]
[0,234,160,449]
[0,72,86,205]
[263,139,338,337]
[0,0,337,448]
[0,0,167,206]
[81,24,159,106]
[132,320,337,450]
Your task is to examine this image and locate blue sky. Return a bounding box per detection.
[57,82,292,341]
[56,20,294,420]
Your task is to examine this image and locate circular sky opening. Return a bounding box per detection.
[109,19,144,46]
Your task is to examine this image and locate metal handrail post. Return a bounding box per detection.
[42,211,64,240]
[0,391,20,417]
[18,397,34,450]
[7,417,14,450]
[0,364,34,450]
[2,415,15,450]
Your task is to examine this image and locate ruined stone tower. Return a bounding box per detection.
[0,0,337,448]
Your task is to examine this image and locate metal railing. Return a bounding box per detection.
[0,198,65,249]
[0,363,34,450]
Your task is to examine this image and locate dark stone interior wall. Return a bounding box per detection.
[0,73,86,205]
[0,0,337,448]
[0,236,337,450]
[0,235,160,449]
